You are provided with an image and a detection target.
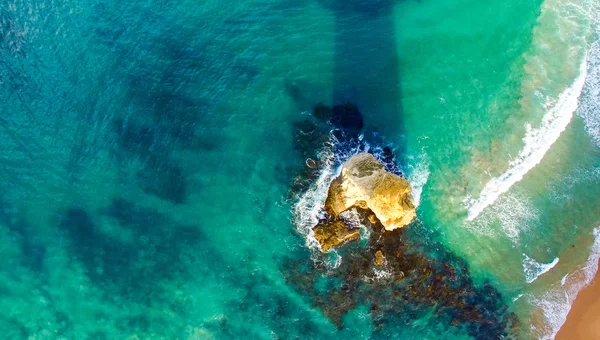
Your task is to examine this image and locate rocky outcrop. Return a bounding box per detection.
[289,106,517,338]
[312,219,361,252]
[327,153,415,230]
[312,153,416,252]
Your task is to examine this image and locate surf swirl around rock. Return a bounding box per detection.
[286,103,518,338]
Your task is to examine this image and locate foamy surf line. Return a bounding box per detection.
[528,227,600,340]
[406,152,430,207]
[523,254,559,283]
[577,23,600,147]
[292,135,369,253]
[466,58,588,221]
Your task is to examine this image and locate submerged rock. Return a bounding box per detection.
[312,103,333,121]
[312,219,361,252]
[326,153,415,231]
[285,212,520,338]
[330,103,363,135]
[374,250,385,267]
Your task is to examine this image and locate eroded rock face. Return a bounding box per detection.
[312,219,361,252]
[326,153,415,232]
[310,153,416,252]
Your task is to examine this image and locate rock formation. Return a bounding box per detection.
[312,152,416,252]
[288,108,517,338]
[312,219,361,252]
[328,153,415,230]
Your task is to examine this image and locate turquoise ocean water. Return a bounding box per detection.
[0,0,599,338]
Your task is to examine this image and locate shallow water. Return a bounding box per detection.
[0,0,599,338]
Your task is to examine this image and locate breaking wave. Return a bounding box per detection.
[291,132,371,256]
[291,144,338,252]
[466,190,539,242]
[464,0,598,221]
[523,254,560,284]
[467,59,587,221]
[528,227,600,339]
[406,152,430,207]
[577,22,600,147]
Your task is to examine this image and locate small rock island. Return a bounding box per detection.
[286,103,517,338]
[313,153,416,251]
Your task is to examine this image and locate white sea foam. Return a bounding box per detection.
[292,153,337,252]
[577,23,600,147]
[373,268,393,280]
[291,133,369,255]
[466,58,588,221]
[528,227,600,340]
[560,274,568,285]
[339,208,362,229]
[548,165,600,203]
[523,254,560,283]
[406,152,430,207]
[466,190,538,243]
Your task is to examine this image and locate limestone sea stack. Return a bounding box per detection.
[328,153,416,231]
[312,153,416,251]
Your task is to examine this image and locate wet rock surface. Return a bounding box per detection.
[312,219,361,252]
[324,153,415,232]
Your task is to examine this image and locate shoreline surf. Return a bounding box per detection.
[555,259,600,339]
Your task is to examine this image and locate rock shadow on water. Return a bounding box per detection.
[0,316,29,339]
[318,0,397,17]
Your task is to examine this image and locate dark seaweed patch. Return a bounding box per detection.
[284,79,308,108]
[85,331,108,340]
[53,311,70,336]
[136,156,187,205]
[283,215,518,339]
[58,201,207,304]
[111,118,188,205]
[330,103,364,136]
[0,197,46,271]
[59,207,135,284]
[0,316,28,339]
[112,118,158,155]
